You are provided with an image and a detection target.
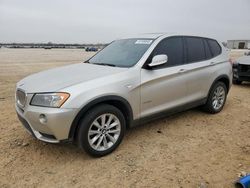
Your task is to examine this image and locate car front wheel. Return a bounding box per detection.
[77,104,126,157]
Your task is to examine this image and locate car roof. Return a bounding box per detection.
[121,33,170,39]
[121,32,219,41]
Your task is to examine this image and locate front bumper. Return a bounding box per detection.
[233,63,250,81]
[16,102,78,143]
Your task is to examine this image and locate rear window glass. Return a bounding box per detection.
[207,39,221,57]
[186,37,206,63]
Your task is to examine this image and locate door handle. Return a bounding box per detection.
[210,62,216,65]
[178,69,187,73]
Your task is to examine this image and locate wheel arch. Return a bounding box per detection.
[68,95,133,141]
[208,74,230,97]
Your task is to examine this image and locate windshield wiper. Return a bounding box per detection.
[93,63,116,67]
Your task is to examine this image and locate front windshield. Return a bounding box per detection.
[88,38,154,67]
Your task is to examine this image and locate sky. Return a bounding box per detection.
[0,0,250,43]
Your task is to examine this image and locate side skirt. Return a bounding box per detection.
[131,98,207,127]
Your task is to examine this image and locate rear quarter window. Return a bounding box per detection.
[207,39,222,57]
[203,39,213,59]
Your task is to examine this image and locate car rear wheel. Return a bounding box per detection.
[203,81,227,114]
[77,104,126,157]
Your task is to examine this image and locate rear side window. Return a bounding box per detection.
[207,39,221,57]
[203,39,213,59]
[185,37,206,63]
[149,37,184,68]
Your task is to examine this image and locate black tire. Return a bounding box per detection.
[203,81,227,114]
[77,104,126,157]
[233,79,242,85]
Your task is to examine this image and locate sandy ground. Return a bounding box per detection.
[0,48,249,188]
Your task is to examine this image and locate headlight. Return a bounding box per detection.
[30,93,70,108]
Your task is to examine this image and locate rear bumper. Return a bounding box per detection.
[16,104,78,143]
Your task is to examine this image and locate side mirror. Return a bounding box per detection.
[148,54,168,68]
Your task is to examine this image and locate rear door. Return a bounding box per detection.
[140,37,190,118]
[182,37,216,102]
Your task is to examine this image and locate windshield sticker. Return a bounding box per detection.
[135,40,153,45]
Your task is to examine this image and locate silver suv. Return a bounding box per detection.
[16,33,232,157]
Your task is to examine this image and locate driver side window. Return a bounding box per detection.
[147,37,184,68]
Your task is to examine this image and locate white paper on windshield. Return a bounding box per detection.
[135,40,153,45]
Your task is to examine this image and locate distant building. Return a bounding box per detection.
[227,40,250,49]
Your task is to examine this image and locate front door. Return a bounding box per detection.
[140,37,189,118]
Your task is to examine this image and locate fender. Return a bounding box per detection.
[68,95,133,141]
[207,74,230,98]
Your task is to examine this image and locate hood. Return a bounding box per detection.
[237,56,250,65]
[17,63,127,93]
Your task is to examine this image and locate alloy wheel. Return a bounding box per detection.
[87,113,121,151]
[212,86,226,110]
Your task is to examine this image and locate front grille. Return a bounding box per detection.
[16,89,26,108]
[239,64,250,73]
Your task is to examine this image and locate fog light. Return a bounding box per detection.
[39,114,47,124]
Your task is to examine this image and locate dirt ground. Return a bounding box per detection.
[0,48,249,188]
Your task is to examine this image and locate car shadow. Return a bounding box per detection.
[127,108,203,133]
[239,82,250,88]
[22,106,209,161]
